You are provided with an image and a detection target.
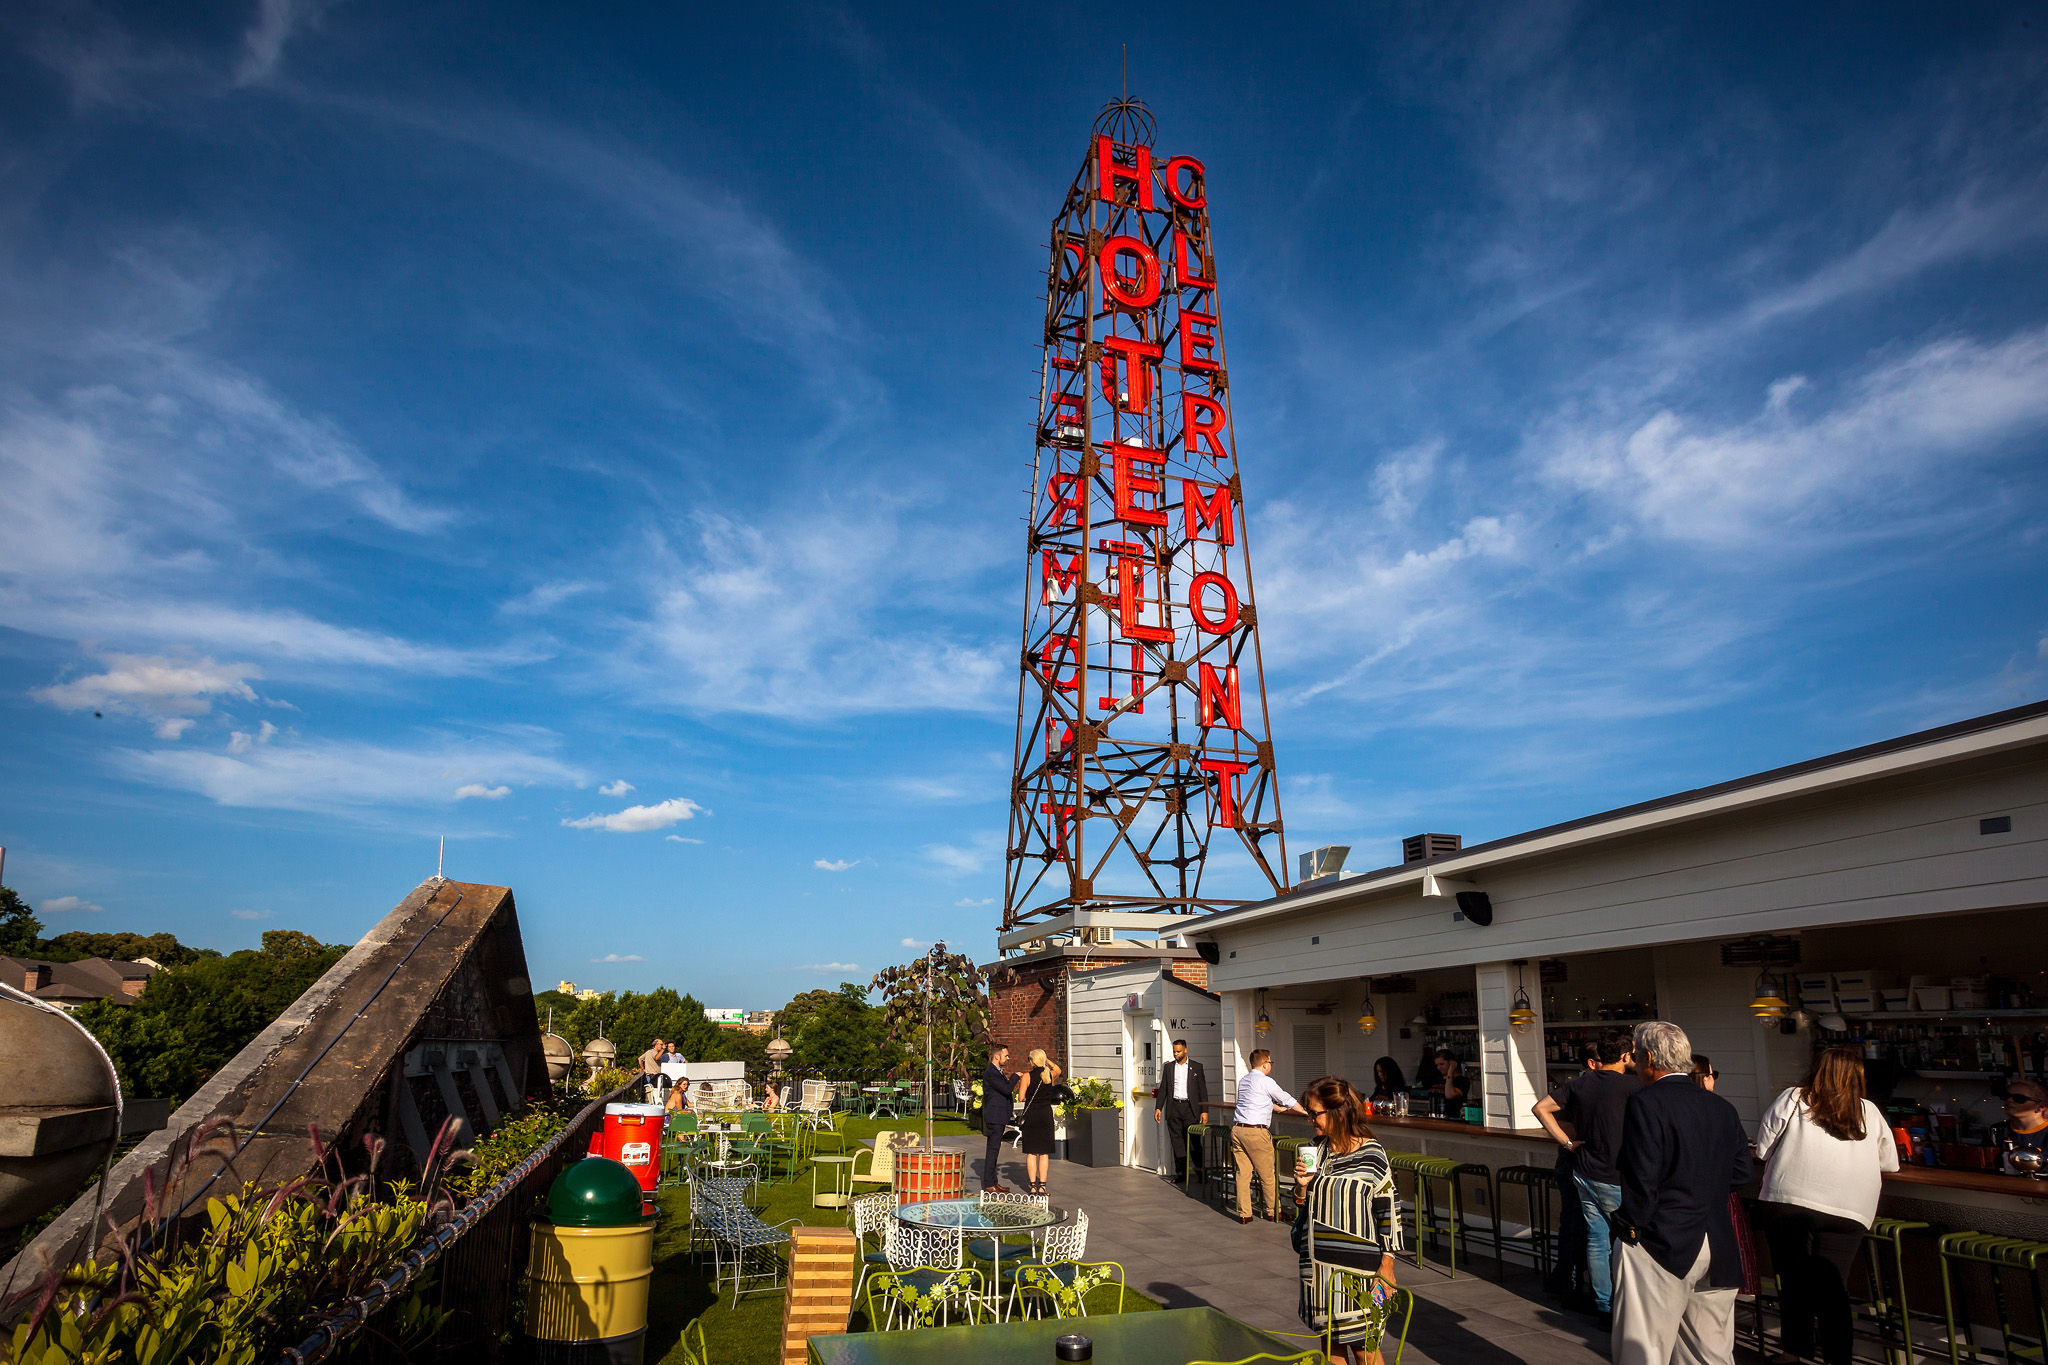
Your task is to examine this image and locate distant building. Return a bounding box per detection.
[704,1007,745,1025]
[0,956,157,1010]
[554,978,601,1002]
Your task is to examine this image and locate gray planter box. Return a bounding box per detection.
[1063,1108,1122,1167]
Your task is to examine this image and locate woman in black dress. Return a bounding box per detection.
[1368,1057,1406,1101]
[1014,1048,1065,1196]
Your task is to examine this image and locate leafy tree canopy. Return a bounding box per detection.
[0,886,41,956]
[871,946,988,1080]
[75,940,349,1104]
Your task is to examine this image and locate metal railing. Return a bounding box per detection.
[279,1080,636,1365]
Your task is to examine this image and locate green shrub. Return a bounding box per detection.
[1059,1076,1121,1114]
[450,1106,569,1198]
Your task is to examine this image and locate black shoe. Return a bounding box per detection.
[1597,1312,1613,1333]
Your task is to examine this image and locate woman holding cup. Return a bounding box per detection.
[1292,1076,1398,1365]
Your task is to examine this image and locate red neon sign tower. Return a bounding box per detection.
[1004,99,1288,936]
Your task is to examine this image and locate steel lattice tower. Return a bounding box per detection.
[1003,99,1288,937]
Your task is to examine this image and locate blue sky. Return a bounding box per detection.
[2,3,2044,1006]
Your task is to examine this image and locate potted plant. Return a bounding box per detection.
[967,1077,985,1132]
[1058,1076,1122,1167]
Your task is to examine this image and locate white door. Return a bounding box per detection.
[1124,1012,1159,1170]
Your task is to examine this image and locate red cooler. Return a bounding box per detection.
[594,1102,667,1199]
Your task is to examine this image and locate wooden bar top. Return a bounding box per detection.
[1882,1165,2048,1197]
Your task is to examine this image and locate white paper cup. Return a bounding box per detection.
[1298,1145,1322,1174]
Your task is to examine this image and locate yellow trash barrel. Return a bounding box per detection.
[522,1157,653,1365]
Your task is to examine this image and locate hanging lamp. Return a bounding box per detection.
[1357,983,1379,1035]
[1509,961,1537,1033]
[1255,989,1272,1037]
[1749,971,1789,1022]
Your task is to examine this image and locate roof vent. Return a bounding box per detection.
[1402,833,1461,864]
[1298,846,1350,882]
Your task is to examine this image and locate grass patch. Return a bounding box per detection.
[644,1115,1158,1364]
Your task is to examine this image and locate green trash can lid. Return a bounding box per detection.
[548,1156,645,1227]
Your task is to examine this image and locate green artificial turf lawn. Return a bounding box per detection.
[643,1115,1159,1365]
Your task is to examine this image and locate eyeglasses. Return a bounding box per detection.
[2003,1095,2043,1107]
[1305,1107,1330,1119]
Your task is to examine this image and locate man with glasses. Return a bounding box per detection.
[1230,1048,1309,1223]
[1998,1079,2048,1174]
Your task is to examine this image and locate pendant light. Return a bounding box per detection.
[1749,971,1789,1023]
[1509,961,1537,1033]
[1255,988,1272,1037]
[1357,982,1378,1035]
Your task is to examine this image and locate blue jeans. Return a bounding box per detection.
[1575,1174,1623,1311]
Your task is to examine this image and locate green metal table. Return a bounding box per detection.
[808,1305,1302,1364]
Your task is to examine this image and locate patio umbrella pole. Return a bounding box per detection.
[924,949,934,1149]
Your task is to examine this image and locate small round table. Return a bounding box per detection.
[894,1196,1067,1321]
[813,1154,854,1210]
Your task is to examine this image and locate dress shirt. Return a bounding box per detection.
[1170,1061,1190,1100]
[1232,1068,1297,1126]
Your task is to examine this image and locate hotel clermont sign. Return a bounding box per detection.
[1004,100,1288,931]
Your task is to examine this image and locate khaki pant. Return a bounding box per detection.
[1612,1236,1737,1365]
[1230,1125,1281,1219]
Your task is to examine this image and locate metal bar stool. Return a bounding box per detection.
[1185,1122,1212,1197]
[1495,1163,1559,1281]
[1388,1152,1500,1279]
[1939,1232,2048,1365]
[1203,1125,1238,1214]
[1860,1217,1933,1365]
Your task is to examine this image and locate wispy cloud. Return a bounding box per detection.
[230,908,275,920]
[34,652,261,740]
[43,895,104,914]
[455,783,511,800]
[562,797,705,832]
[665,834,703,845]
[922,831,1001,877]
[814,858,855,872]
[233,0,333,87]
[599,779,636,798]
[118,735,584,815]
[591,953,645,963]
[899,937,929,948]
[786,962,861,973]
[954,897,992,908]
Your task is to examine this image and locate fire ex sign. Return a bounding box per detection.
[1003,100,1289,934]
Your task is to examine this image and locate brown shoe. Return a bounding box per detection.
[983,1185,1011,1195]
[1235,1214,1253,1224]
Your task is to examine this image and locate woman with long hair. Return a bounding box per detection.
[1369,1057,1407,1101]
[1291,1076,1398,1365]
[1013,1048,1068,1196]
[1753,1047,1899,1365]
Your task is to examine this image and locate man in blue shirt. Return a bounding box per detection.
[1230,1047,1309,1223]
[980,1043,1016,1193]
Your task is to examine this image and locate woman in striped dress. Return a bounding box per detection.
[1292,1076,1398,1365]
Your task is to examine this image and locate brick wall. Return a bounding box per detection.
[1167,959,1209,991]
[988,955,1182,1072]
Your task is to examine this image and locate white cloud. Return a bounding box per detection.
[599,779,636,798]
[900,937,930,948]
[117,735,584,815]
[786,962,861,973]
[665,834,703,844]
[1543,328,2048,545]
[34,652,260,735]
[502,581,601,616]
[626,507,1006,720]
[228,721,279,754]
[922,832,1001,876]
[42,896,104,914]
[814,858,855,872]
[230,908,275,920]
[561,796,705,832]
[455,783,511,800]
[954,897,993,907]
[591,953,646,963]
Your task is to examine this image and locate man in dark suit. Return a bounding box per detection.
[1611,1020,1754,1365]
[979,1043,1015,1193]
[1152,1038,1209,1185]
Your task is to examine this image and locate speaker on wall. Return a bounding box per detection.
[1455,891,1494,926]
[1195,940,1221,964]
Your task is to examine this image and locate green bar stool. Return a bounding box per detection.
[1495,1163,1560,1281]
[1388,1152,1500,1279]
[1184,1122,1211,1197]
[1939,1231,2048,1365]
[1860,1217,1933,1365]
[1202,1125,1237,1214]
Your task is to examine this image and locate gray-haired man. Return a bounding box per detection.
[1610,1020,1753,1365]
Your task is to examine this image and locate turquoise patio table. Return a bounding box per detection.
[808,1305,1304,1364]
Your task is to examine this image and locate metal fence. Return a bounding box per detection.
[281,1081,636,1365]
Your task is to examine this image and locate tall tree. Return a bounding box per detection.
[0,887,41,957]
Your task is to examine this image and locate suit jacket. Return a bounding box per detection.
[1154,1058,1209,1110]
[1617,1073,1754,1287]
[981,1064,1015,1121]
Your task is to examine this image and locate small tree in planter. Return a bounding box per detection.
[1057,1077,1123,1168]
